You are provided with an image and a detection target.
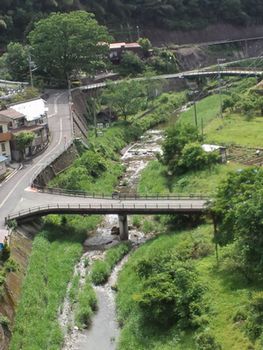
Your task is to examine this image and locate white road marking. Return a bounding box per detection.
[0,93,65,209]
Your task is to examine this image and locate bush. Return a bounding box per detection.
[0,314,10,329]
[75,278,97,328]
[133,255,205,328]
[91,260,110,285]
[91,243,131,285]
[118,52,145,76]
[195,331,222,350]
[246,292,263,340]
[75,304,93,328]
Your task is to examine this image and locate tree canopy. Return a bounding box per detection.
[1,0,263,46]
[213,167,263,278]
[28,11,110,82]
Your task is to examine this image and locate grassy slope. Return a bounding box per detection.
[117,226,257,350]
[117,89,263,349]
[178,94,223,128]
[10,226,84,350]
[205,114,263,147]
[138,161,240,196]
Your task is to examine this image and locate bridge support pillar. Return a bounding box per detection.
[119,214,128,241]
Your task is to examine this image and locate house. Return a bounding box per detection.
[0,155,7,177]
[109,42,143,63]
[0,98,49,161]
[0,117,12,161]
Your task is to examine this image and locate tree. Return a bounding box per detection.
[213,167,263,277]
[138,37,152,54]
[161,123,201,173]
[176,142,219,175]
[118,52,145,77]
[102,80,147,120]
[28,11,110,82]
[15,132,34,160]
[4,42,29,81]
[133,254,204,328]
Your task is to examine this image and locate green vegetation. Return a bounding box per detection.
[91,243,131,285]
[161,123,219,175]
[179,94,223,128]
[0,0,262,46]
[10,222,87,350]
[116,77,263,349]
[205,114,263,147]
[75,278,97,328]
[138,160,240,196]
[116,223,261,349]
[51,90,187,193]
[213,167,263,279]
[28,11,110,83]
[15,131,34,160]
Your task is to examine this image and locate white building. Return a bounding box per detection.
[0,98,49,161]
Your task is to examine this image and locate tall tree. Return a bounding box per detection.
[28,11,111,82]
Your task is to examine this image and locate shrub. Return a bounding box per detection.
[195,331,222,350]
[133,255,205,328]
[75,304,93,328]
[75,278,97,328]
[0,314,10,329]
[69,274,80,303]
[91,243,131,285]
[246,292,263,340]
[90,260,110,285]
[118,52,145,76]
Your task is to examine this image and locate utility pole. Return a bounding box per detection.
[93,90,98,137]
[193,100,198,128]
[28,52,34,88]
[136,25,140,40]
[217,58,225,119]
[67,76,74,139]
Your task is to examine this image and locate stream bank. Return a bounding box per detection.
[60,128,166,350]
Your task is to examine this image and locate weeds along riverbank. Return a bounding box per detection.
[10,90,187,349]
[115,78,263,350]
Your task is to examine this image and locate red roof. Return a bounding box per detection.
[109,42,141,50]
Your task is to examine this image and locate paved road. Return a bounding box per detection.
[0,91,72,241]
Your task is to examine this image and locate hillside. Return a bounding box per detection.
[0,0,263,46]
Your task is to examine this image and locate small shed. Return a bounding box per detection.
[202,144,227,163]
[0,155,7,177]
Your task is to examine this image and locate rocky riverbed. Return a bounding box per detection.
[60,129,164,350]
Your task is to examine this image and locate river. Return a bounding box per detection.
[60,127,171,350]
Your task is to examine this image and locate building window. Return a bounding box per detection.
[0,126,3,133]
[1,143,6,154]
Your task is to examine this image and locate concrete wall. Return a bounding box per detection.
[33,143,79,187]
[0,222,41,350]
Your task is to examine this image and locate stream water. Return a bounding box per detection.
[60,128,169,350]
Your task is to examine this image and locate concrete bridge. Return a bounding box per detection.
[5,188,209,240]
[76,68,263,92]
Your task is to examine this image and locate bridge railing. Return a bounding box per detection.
[5,200,209,222]
[33,185,209,200]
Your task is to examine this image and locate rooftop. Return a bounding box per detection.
[11,98,47,122]
[0,108,25,120]
[109,42,141,50]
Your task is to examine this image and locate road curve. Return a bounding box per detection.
[0,91,72,240]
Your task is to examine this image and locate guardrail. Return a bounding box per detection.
[5,200,208,222]
[33,185,210,200]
